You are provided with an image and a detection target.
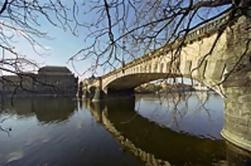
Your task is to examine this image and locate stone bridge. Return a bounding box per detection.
[82,9,251,152]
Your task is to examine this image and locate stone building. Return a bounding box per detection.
[0,66,78,97]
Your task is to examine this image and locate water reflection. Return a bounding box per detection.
[0,97,140,166]
[226,142,251,166]
[84,92,251,166]
[0,93,250,166]
[135,92,224,139]
[0,97,76,123]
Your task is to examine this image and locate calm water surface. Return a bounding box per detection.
[0,92,250,166]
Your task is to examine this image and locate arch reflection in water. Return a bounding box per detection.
[84,92,251,166]
[0,97,76,123]
[135,91,224,139]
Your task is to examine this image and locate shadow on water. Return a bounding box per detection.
[0,94,250,166]
[0,97,76,123]
[83,94,251,166]
[0,97,142,166]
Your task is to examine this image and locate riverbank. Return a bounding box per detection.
[135,83,203,94]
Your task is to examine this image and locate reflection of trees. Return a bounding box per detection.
[154,92,192,130]
[193,91,214,126]
[148,91,216,132]
[0,97,76,123]
[0,117,11,136]
[86,99,226,165]
[85,97,250,166]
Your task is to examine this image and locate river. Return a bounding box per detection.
[0,92,250,166]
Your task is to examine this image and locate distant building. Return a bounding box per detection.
[0,66,78,97]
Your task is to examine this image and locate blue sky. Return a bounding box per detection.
[3,1,230,79]
[0,0,93,78]
[12,18,86,76]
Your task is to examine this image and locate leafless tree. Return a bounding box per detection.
[69,0,251,77]
[0,0,250,95]
[0,0,83,96]
[0,117,11,136]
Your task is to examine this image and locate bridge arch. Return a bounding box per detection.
[83,13,251,152]
[101,72,215,96]
[103,73,182,93]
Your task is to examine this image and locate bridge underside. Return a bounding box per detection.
[104,73,181,92]
[84,13,251,152]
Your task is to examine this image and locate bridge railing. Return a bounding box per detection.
[100,10,242,81]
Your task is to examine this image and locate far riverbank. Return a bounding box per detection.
[135,83,210,94]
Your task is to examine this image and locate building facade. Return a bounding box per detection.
[0,66,78,97]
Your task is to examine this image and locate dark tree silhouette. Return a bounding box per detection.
[0,0,250,88]
[68,0,251,76]
[0,0,81,94]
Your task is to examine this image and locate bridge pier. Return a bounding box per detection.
[83,89,90,99]
[83,9,251,152]
[220,11,251,152]
[106,89,135,98]
[221,85,251,152]
[92,88,135,102]
[92,87,103,102]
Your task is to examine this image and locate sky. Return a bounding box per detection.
[23,25,85,75]
[0,0,93,78]
[0,0,230,79]
[9,15,87,77]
